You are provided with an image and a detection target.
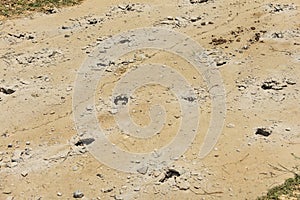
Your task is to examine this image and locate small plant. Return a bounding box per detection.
[258,174,300,200]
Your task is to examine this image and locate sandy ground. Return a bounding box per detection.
[0,0,299,199]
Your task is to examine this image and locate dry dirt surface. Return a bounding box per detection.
[0,0,300,199]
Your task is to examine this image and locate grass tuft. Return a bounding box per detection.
[0,0,84,17]
[258,174,300,200]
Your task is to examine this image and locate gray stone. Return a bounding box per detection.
[137,166,148,175]
[73,190,84,198]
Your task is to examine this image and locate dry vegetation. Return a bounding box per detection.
[0,0,83,17]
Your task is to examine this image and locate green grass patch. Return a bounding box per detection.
[0,0,83,17]
[258,174,300,200]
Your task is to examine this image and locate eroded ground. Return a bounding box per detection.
[0,0,299,199]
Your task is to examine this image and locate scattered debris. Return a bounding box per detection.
[210,38,227,45]
[261,79,287,90]
[159,168,181,183]
[265,3,297,13]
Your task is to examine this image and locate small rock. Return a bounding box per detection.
[3,190,12,194]
[86,105,93,111]
[255,128,272,137]
[109,108,118,115]
[190,17,198,22]
[272,32,283,38]
[66,86,72,92]
[190,0,208,4]
[242,45,249,50]
[137,166,148,175]
[45,7,58,14]
[216,60,227,66]
[226,123,235,128]
[26,141,30,145]
[6,162,18,168]
[101,187,113,193]
[73,190,84,198]
[0,87,15,95]
[200,21,209,26]
[176,181,190,190]
[72,166,78,171]
[57,192,62,196]
[285,128,291,131]
[285,79,296,85]
[115,195,123,200]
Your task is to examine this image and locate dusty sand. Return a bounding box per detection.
[0,0,299,199]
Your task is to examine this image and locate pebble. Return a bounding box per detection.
[86,105,93,111]
[243,45,249,50]
[226,123,235,128]
[176,181,190,190]
[72,166,78,171]
[200,21,209,26]
[137,166,148,175]
[73,190,84,198]
[115,195,123,200]
[66,86,73,92]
